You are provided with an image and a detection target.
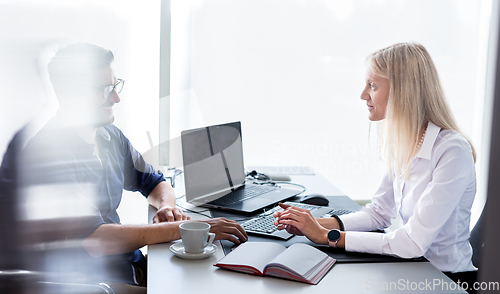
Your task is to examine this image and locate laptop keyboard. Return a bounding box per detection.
[241,202,354,234]
[210,185,278,206]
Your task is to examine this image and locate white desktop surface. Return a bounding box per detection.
[149,241,464,293]
[147,168,465,294]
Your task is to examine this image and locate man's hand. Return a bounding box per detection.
[202,218,248,244]
[153,206,191,223]
[273,203,329,245]
[149,181,190,223]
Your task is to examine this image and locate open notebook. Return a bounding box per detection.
[214,242,336,285]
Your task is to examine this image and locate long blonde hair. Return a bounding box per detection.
[368,42,476,178]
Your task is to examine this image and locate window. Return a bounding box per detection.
[170,0,491,230]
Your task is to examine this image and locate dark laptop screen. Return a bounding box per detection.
[181,121,246,204]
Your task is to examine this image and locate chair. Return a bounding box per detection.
[470,205,486,269]
[0,270,115,294]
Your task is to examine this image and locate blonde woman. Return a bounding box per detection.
[274,42,477,286]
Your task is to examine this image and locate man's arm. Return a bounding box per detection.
[82,222,182,258]
[82,217,248,257]
[117,129,187,222]
[147,181,190,222]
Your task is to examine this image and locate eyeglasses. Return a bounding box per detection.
[102,78,125,100]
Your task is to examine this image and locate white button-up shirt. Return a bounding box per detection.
[340,122,476,273]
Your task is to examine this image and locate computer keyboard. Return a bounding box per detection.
[321,208,354,218]
[210,185,277,206]
[241,202,354,238]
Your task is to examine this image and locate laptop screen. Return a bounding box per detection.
[181,122,246,205]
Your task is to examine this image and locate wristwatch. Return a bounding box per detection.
[327,229,341,248]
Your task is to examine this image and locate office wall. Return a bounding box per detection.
[169,0,491,225]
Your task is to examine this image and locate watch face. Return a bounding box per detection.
[328,229,341,242]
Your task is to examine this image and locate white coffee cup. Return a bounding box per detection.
[179,222,216,253]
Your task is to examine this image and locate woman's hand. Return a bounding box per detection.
[273,203,303,235]
[273,203,329,245]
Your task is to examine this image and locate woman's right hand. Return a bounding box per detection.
[273,203,304,235]
[273,203,329,245]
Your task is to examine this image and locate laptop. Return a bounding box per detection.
[181,121,299,213]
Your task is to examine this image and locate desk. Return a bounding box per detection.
[147,169,466,294]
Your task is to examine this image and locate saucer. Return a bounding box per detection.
[169,242,218,260]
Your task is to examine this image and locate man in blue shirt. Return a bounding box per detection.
[18,43,247,291]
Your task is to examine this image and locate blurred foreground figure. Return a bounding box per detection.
[1,43,246,293]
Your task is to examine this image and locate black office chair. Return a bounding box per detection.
[0,271,114,294]
[470,205,487,270]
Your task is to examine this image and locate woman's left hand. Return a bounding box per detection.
[274,203,329,245]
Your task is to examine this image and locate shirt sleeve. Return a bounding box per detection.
[119,131,165,197]
[340,171,397,232]
[344,137,475,258]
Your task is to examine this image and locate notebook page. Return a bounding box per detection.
[266,243,328,276]
[305,256,333,280]
[217,242,286,273]
[309,258,336,284]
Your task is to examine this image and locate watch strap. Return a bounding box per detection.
[328,238,339,248]
[331,214,345,231]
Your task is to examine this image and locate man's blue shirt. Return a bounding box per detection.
[23,118,165,234]
[20,117,164,284]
